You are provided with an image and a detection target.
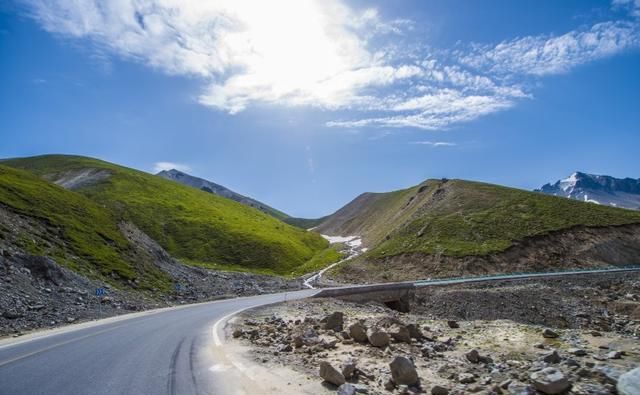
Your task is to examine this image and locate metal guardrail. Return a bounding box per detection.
[313,265,640,298]
[412,265,640,287]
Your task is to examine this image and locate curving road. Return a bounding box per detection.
[0,289,317,395]
[1,267,639,394]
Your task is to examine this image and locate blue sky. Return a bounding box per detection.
[1,0,639,217]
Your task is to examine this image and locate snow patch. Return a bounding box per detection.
[584,194,600,204]
[559,172,579,192]
[321,235,358,244]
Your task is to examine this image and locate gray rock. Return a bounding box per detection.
[366,328,390,348]
[406,323,423,339]
[507,381,536,395]
[342,360,357,380]
[319,361,346,386]
[606,351,622,360]
[384,379,395,391]
[389,356,419,385]
[542,328,559,338]
[348,322,368,343]
[388,324,411,343]
[459,373,476,384]
[447,320,459,329]
[322,312,344,331]
[2,310,23,319]
[530,367,570,394]
[618,367,640,395]
[541,350,561,364]
[431,385,449,395]
[337,383,357,395]
[466,349,480,363]
[568,348,587,357]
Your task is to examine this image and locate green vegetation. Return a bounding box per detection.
[0,165,172,290]
[289,245,343,276]
[319,178,640,260]
[283,216,329,229]
[3,155,334,275]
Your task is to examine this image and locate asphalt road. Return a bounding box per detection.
[0,289,317,395]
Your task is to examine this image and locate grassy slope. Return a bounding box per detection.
[0,165,172,290]
[282,216,329,229]
[3,155,333,276]
[319,179,640,259]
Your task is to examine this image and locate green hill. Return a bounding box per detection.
[0,164,172,290]
[317,178,640,280]
[2,155,333,276]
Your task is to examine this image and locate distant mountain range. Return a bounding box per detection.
[536,172,640,210]
[156,168,325,228]
[157,169,289,220]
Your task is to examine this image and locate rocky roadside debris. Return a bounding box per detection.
[412,273,640,336]
[0,250,300,338]
[231,274,640,395]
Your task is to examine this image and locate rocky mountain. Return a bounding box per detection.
[156,168,289,220]
[315,178,640,283]
[536,172,640,210]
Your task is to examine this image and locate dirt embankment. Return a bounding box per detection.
[329,224,640,284]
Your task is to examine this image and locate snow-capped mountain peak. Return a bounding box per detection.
[536,172,640,210]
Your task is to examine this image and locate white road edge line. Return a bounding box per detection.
[0,291,290,351]
[212,305,257,347]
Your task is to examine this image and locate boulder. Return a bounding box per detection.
[348,322,368,343]
[618,367,640,395]
[459,373,475,384]
[466,349,480,363]
[541,350,561,364]
[322,312,344,331]
[406,323,423,339]
[431,385,449,395]
[389,356,419,385]
[388,324,411,343]
[447,320,459,329]
[366,328,390,348]
[542,328,559,338]
[530,367,570,394]
[319,361,346,386]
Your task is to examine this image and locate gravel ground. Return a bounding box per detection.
[230,273,640,394]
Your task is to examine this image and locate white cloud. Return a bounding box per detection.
[613,0,640,17]
[411,141,456,147]
[461,21,640,76]
[20,0,640,131]
[153,161,191,173]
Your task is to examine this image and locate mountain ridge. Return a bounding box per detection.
[536,171,640,210]
[156,168,289,220]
